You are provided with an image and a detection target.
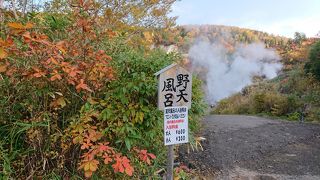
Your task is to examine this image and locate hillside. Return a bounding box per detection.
[176,26,320,122]
[156,25,320,122]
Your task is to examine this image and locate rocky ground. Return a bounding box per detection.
[178,115,320,180]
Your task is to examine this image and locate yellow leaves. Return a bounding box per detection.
[143,31,153,43]
[79,159,99,178]
[0,38,11,60]
[135,111,144,123]
[152,8,164,17]
[72,136,84,144]
[87,97,99,105]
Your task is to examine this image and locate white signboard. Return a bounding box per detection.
[164,106,188,145]
[155,64,192,111]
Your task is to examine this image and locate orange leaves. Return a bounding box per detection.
[76,79,93,92]
[32,67,46,78]
[122,157,134,176]
[73,120,136,178]
[3,18,114,95]
[22,31,32,42]
[0,38,12,60]
[112,154,134,176]
[7,22,34,34]
[102,153,112,164]
[105,29,117,38]
[72,118,157,178]
[81,140,93,150]
[7,22,34,29]
[0,47,8,60]
[0,64,8,73]
[0,38,14,47]
[0,61,10,73]
[50,70,62,81]
[77,139,134,177]
[55,41,66,54]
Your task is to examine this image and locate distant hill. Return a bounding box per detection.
[155,24,318,71]
[178,26,320,122]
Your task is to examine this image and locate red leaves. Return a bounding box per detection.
[74,122,137,178]
[77,137,134,178]
[112,154,124,173]
[112,154,134,176]
[73,125,157,178]
[134,148,156,165]
[122,156,134,176]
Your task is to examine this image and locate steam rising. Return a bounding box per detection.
[189,40,282,104]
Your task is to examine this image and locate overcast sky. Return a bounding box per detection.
[171,0,320,38]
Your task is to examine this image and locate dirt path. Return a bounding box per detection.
[178,115,320,180]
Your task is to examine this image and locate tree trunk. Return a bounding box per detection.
[0,0,3,23]
[22,0,28,16]
[12,0,18,19]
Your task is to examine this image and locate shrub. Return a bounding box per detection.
[0,30,206,178]
[305,40,320,80]
[252,93,266,113]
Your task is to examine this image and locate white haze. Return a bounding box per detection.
[188,40,282,104]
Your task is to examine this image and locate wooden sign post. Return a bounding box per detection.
[155,63,192,180]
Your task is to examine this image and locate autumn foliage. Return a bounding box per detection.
[0,0,163,178]
[0,0,209,178]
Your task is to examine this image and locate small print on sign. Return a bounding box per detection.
[164,106,188,146]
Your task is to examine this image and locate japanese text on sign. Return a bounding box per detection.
[162,74,190,107]
[156,64,192,110]
[164,106,188,145]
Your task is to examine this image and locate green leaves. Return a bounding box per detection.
[305,41,320,81]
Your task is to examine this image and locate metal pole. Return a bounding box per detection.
[166,145,174,180]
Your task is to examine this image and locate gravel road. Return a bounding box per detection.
[178,115,320,180]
